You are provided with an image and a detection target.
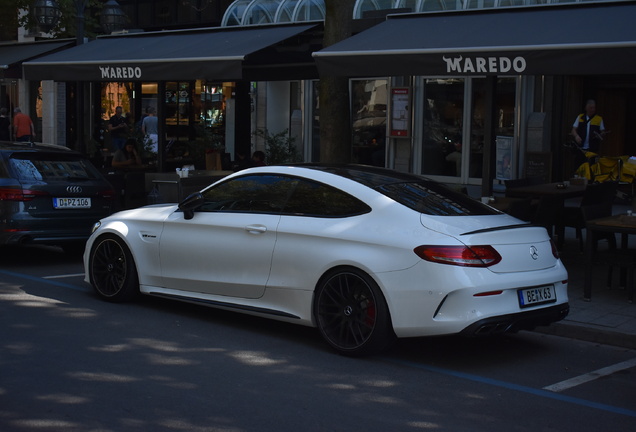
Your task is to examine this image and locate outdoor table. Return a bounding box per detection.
[584,213,636,302]
[505,182,586,248]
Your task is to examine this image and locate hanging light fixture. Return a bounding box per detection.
[100,0,127,34]
[33,0,62,33]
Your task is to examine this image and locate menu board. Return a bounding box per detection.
[525,152,552,183]
[390,87,410,137]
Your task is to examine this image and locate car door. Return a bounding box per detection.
[159,174,295,299]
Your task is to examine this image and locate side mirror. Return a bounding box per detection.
[178,192,204,220]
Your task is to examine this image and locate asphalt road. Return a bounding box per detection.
[1,245,635,432]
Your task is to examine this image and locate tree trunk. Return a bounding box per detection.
[319,0,355,163]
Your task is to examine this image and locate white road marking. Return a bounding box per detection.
[543,357,636,393]
[43,273,85,279]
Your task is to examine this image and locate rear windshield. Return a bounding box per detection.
[9,152,103,182]
[377,182,500,216]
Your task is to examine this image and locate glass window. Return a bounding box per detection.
[243,0,280,25]
[283,178,371,217]
[222,0,252,26]
[354,0,395,19]
[470,77,517,179]
[9,153,102,182]
[419,0,456,12]
[200,174,295,213]
[275,0,301,22]
[292,0,326,21]
[464,0,496,8]
[377,181,499,216]
[351,79,387,167]
[421,78,465,178]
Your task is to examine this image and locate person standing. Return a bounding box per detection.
[571,99,606,153]
[0,107,10,141]
[13,107,35,142]
[108,106,129,150]
[141,106,159,154]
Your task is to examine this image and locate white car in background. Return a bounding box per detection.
[84,165,569,356]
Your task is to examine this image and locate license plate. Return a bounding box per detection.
[518,285,556,308]
[53,197,91,209]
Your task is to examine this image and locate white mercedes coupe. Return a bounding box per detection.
[84,165,569,356]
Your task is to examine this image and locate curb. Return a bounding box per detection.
[534,321,636,350]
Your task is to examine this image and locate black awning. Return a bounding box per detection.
[23,23,320,82]
[313,2,636,77]
[0,40,74,79]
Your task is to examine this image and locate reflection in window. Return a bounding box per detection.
[200,174,295,213]
[351,79,387,167]
[421,78,465,178]
[470,77,517,179]
[377,182,499,216]
[284,179,371,217]
[10,155,100,181]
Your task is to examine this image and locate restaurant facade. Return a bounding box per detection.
[10,0,636,193]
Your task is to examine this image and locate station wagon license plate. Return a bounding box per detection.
[53,197,91,209]
[518,285,556,308]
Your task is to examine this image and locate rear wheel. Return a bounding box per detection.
[314,268,394,356]
[89,235,138,302]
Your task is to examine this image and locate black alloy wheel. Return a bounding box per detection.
[89,235,139,302]
[314,268,394,356]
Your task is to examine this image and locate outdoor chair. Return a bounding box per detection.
[531,195,562,238]
[582,203,636,303]
[563,181,618,250]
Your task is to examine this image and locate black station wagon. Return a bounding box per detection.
[0,141,115,252]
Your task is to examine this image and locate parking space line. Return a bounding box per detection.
[543,357,636,393]
[43,273,85,279]
[385,357,636,418]
[0,269,90,292]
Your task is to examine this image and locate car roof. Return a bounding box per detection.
[0,141,76,154]
[289,164,431,189]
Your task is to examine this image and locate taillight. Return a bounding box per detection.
[0,187,48,201]
[97,188,116,200]
[549,239,559,259]
[414,245,502,267]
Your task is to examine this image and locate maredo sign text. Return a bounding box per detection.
[442,55,527,74]
[99,66,142,79]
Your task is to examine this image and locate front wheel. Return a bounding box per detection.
[314,268,394,356]
[89,235,139,302]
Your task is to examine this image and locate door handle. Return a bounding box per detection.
[245,224,267,234]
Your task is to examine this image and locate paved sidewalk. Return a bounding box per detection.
[534,225,636,349]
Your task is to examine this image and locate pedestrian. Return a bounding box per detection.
[13,107,35,142]
[111,138,143,170]
[571,99,607,153]
[108,106,129,151]
[0,107,10,141]
[250,150,266,167]
[141,106,159,154]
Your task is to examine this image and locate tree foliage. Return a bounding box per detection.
[11,0,106,39]
[253,128,300,165]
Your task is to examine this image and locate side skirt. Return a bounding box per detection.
[147,291,301,320]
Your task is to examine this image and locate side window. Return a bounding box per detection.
[283,179,371,217]
[199,174,296,214]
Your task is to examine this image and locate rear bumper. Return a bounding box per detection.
[460,303,570,336]
[0,229,90,246]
